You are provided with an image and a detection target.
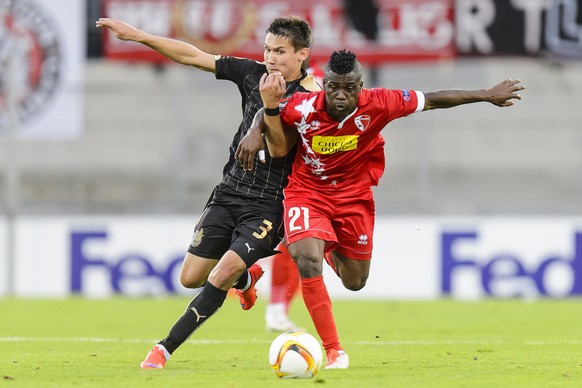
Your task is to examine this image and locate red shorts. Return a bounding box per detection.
[283,180,375,260]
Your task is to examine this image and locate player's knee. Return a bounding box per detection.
[294,253,322,278]
[179,273,206,289]
[180,269,206,288]
[342,275,367,291]
[208,258,246,289]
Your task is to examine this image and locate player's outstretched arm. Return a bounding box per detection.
[95,18,217,72]
[423,79,525,111]
[259,73,298,157]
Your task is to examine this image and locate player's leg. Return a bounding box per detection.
[179,252,218,288]
[141,197,279,369]
[178,245,258,306]
[176,205,231,290]
[179,204,261,306]
[266,242,301,331]
[284,186,347,368]
[143,228,271,369]
[309,192,375,369]
[330,188,374,291]
[232,261,264,310]
[288,237,346,368]
[327,251,371,291]
[141,250,248,369]
[309,251,367,370]
[141,204,236,369]
[178,246,259,310]
[229,211,284,310]
[143,250,270,370]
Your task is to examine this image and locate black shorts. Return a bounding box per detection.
[187,191,284,267]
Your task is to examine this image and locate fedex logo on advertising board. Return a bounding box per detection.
[70,230,185,296]
[442,231,582,298]
[64,220,582,299]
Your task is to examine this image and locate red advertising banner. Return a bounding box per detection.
[101,0,455,64]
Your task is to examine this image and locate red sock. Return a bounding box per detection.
[270,243,300,310]
[300,276,341,352]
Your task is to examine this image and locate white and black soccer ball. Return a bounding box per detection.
[268,330,323,379]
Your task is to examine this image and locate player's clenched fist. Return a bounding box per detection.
[260,72,286,108]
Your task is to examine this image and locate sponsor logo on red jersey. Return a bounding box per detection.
[312,135,358,154]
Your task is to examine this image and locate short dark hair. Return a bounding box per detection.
[328,49,358,74]
[266,16,312,51]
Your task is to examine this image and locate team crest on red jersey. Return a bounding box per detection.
[354,115,371,131]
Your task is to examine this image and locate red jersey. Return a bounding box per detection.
[279,88,424,192]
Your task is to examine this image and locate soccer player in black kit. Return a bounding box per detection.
[96,16,319,368]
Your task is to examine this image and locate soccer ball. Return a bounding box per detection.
[268,330,323,379]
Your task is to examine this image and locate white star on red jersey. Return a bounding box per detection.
[294,96,317,119]
[296,117,310,135]
[302,154,313,164]
[311,158,324,169]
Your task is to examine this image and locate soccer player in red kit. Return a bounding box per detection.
[259,49,525,368]
[263,58,385,333]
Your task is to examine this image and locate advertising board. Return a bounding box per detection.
[8,216,582,300]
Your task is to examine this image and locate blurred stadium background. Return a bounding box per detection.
[1,0,581,300]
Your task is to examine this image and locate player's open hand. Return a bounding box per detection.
[487,79,525,107]
[260,72,286,108]
[235,125,266,171]
[96,18,143,42]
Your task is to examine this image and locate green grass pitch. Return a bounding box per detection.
[1,297,581,387]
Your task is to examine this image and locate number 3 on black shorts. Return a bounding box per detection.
[252,220,273,239]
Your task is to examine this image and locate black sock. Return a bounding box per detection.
[158,282,227,354]
[232,269,249,290]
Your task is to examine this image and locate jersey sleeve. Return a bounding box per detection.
[278,92,305,127]
[278,98,294,128]
[215,56,256,85]
[374,88,425,121]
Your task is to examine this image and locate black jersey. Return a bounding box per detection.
[213,57,319,205]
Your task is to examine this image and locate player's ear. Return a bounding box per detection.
[298,47,310,62]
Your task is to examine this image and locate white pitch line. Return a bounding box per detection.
[1,337,581,346]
